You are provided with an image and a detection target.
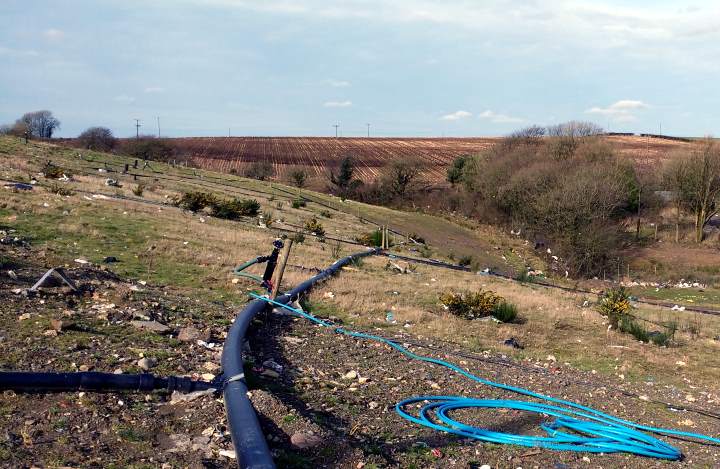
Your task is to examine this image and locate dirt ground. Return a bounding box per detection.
[3,241,720,468]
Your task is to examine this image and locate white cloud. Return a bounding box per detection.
[478,110,523,124]
[440,110,472,121]
[113,94,136,103]
[44,28,65,40]
[0,46,39,58]
[327,79,350,88]
[586,100,649,121]
[323,100,352,107]
[144,86,166,93]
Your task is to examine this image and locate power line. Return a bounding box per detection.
[333,124,339,138]
[134,119,141,139]
[157,116,161,138]
[366,123,371,138]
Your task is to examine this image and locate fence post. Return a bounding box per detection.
[271,239,293,299]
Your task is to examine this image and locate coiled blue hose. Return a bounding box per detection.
[250,293,720,460]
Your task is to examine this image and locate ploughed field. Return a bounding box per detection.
[172,136,498,183]
[144,135,693,184]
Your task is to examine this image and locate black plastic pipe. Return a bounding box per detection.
[0,371,216,393]
[221,248,380,469]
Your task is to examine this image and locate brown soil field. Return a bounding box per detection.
[163,135,693,186]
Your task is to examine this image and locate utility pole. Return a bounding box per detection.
[333,124,339,138]
[366,123,371,138]
[134,119,141,139]
[228,127,231,137]
[157,116,161,138]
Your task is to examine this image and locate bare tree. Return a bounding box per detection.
[17,110,60,138]
[546,121,603,138]
[665,140,720,243]
[385,159,420,197]
[78,127,117,151]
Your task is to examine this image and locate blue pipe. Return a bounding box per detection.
[251,293,720,461]
[222,248,380,468]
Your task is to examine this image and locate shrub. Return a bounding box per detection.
[355,229,383,247]
[320,209,332,218]
[42,162,68,179]
[458,255,473,267]
[175,191,218,212]
[408,233,426,244]
[292,198,306,209]
[304,217,325,237]
[439,290,503,320]
[598,287,631,328]
[77,127,117,151]
[290,168,307,188]
[211,198,261,220]
[132,183,145,197]
[47,182,73,196]
[245,161,274,181]
[492,301,518,323]
[292,232,306,244]
[121,137,175,162]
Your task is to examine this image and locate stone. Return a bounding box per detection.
[137,357,157,371]
[343,370,358,380]
[219,449,236,459]
[290,432,323,449]
[177,326,202,342]
[131,320,170,333]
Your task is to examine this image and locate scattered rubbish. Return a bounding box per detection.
[385,311,396,323]
[431,448,443,458]
[105,178,121,187]
[7,270,17,280]
[103,256,119,263]
[323,291,335,299]
[30,267,78,292]
[219,449,237,459]
[4,183,33,191]
[671,305,686,311]
[74,258,90,265]
[262,359,284,374]
[502,337,523,349]
[343,370,358,380]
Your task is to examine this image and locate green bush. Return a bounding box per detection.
[292,232,306,244]
[458,255,473,267]
[492,301,518,323]
[320,209,332,218]
[212,198,260,220]
[47,182,73,196]
[292,198,306,209]
[355,229,383,247]
[132,183,145,197]
[174,191,218,212]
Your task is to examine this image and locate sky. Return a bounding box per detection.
[1,0,719,138]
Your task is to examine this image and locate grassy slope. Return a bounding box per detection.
[2,135,719,401]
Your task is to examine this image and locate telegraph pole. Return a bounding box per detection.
[333,124,339,138]
[366,123,370,137]
[156,116,161,138]
[134,119,141,139]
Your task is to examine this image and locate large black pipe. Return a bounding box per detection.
[0,371,216,393]
[221,248,380,469]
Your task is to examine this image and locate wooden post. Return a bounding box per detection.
[381,225,386,250]
[654,223,658,241]
[271,239,293,299]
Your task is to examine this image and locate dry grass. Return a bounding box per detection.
[306,255,720,390]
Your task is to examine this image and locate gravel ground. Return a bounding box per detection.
[2,238,720,468]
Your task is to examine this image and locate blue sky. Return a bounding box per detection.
[1,0,718,137]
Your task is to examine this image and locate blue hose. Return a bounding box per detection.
[250,292,720,460]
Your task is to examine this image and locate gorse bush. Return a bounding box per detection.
[174,191,260,219]
[355,229,383,247]
[42,162,68,179]
[211,198,260,220]
[292,198,306,209]
[175,191,218,212]
[132,183,145,197]
[304,217,325,237]
[440,289,517,322]
[598,287,631,328]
